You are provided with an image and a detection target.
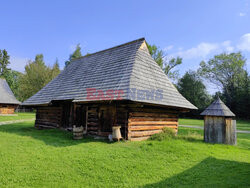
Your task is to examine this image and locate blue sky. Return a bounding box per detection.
[0,0,250,93]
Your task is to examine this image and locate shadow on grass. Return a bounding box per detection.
[0,122,110,147]
[144,157,250,187]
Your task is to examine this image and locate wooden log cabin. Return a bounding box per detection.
[0,78,21,115]
[22,38,197,141]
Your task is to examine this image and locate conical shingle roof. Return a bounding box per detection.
[200,97,235,117]
[0,78,21,104]
[22,38,197,110]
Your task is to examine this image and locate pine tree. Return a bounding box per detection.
[0,49,10,77]
[65,44,82,67]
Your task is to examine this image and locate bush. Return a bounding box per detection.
[150,127,176,141]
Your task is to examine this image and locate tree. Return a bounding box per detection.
[177,71,211,111]
[198,52,246,97]
[0,49,22,100]
[198,52,249,118]
[4,70,22,100]
[18,54,61,101]
[0,49,10,77]
[146,43,182,81]
[51,58,61,78]
[65,44,82,67]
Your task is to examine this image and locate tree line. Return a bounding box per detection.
[147,43,250,119]
[0,46,82,102]
[0,44,249,119]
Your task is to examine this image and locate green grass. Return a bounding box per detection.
[0,121,249,187]
[179,118,250,131]
[0,112,35,122]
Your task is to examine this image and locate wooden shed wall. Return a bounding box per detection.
[204,116,237,145]
[35,107,63,129]
[127,106,178,141]
[0,104,17,114]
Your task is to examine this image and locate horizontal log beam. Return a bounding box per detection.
[129,112,178,118]
[128,121,178,126]
[129,125,177,131]
[128,118,178,122]
[131,130,162,137]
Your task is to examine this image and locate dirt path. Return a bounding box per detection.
[179,125,250,134]
[0,118,35,126]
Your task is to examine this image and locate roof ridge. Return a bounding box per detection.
[71,37,145,61]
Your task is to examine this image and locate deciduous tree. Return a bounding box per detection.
[147,43,182,81]
[19,54,61,101]
[198,52,250,118]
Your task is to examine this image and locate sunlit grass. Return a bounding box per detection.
[0,121,249,187]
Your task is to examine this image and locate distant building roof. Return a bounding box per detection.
[22,38,197,110]
[200,97,235,117]
[0,78,21,105]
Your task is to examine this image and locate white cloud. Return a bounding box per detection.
[163,45,173,52]
[237,33,250,51]
[9,56,29,73]
[239,12,246,16]
[222,40,234,52]
[171,40,235,59]
[173,42,219,59]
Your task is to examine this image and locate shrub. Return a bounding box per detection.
[150,127,176,141]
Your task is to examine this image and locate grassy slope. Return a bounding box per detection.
[0,121,249,187]
[0,112,35,122]
[179,118,250,131]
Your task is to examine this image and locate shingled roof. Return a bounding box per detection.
[200,97,235,117]
[22,38,197,110]
[0,78,21,105]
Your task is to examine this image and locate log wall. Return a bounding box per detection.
[35,106,63,129]
[0,104,17,114]
[34,102,181,141]
[127,106,179,141]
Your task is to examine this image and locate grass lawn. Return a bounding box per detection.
[179,118,250,131]
[0,112,35,122]
[0,121,249,187]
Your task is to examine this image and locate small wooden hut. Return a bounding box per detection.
[22,38,197,141]
[0,78,21,114]
[200,98,236,145]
